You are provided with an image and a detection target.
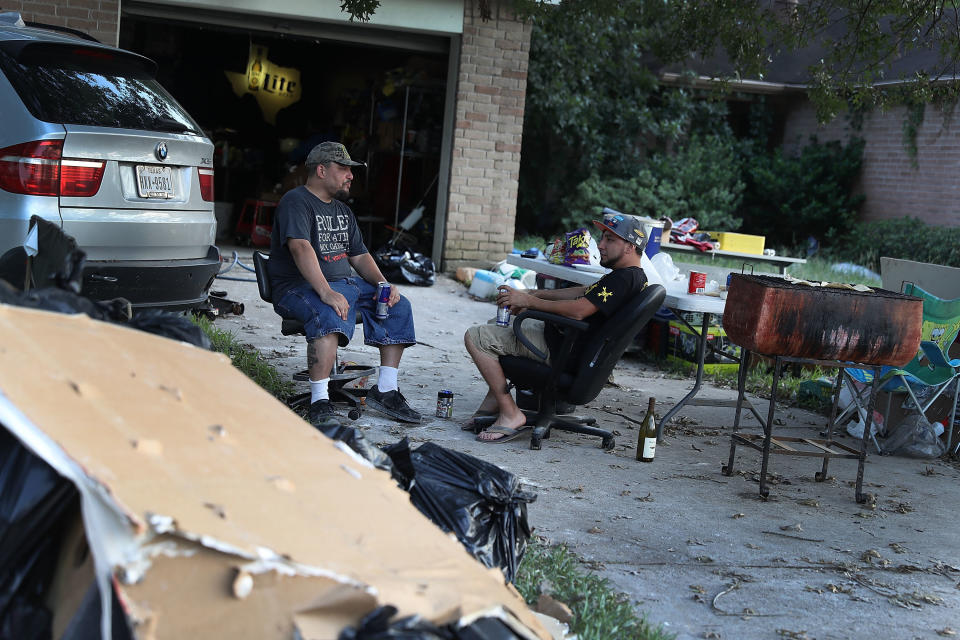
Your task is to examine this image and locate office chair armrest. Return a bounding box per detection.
[513,310,589,362]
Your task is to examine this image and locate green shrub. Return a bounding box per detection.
[560,134,744,231]
[830,217,960,272]
[739,135,865,250]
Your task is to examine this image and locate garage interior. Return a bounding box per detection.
[119,11,452,259]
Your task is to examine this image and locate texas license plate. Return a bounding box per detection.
[136,165,174,199]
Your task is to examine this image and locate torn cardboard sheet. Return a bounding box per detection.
[0,304,549,639]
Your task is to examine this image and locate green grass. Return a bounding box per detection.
[192,315,295,400]
[514,540,674,640]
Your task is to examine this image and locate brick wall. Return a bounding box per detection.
[443,0,531,271]
[782,99,960,228]
[5,0,119,45]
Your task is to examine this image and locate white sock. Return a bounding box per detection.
[310,378,330,403]
[378,366,399,392]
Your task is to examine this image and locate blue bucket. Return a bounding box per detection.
[644,223,663,258]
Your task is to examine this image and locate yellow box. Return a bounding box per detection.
[703,231,765,255]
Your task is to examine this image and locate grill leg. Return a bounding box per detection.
[723,350,751,476]
[758,357,782,499]
[816,370,846,482]
[855,367,880,504]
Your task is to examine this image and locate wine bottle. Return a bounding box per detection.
[636,397,657,462]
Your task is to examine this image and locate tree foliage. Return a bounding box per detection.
[341,0,960,116]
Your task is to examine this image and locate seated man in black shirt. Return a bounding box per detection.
[464,213,649,443]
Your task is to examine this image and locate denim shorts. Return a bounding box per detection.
[275,278,416,347]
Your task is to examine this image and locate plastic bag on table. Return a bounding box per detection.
[385,442,536,583]
[881,412,946,458]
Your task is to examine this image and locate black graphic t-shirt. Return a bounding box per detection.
[544,266,648,363]
[268,186,368,302]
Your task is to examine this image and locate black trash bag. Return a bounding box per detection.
[381,439,416,491]
[386,443,536,583]
[0,284,132,323]
[0,429,79,639]
[0,215,84,293]
[315,423,394,474]
[374,245,436,287]
[127,309,211,350]
[338,605,454,640]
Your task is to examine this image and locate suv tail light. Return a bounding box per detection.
[0,140,105,197]
[198,167,215,202]
[61,159,106,197]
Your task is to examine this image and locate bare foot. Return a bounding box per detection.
[476,412,527,441]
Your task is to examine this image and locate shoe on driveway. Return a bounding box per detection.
[365,385,422,424]
[308,399,341,430]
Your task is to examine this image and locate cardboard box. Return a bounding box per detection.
[0,304,549,640]
[666,320,741,373]
[703,231,765,255]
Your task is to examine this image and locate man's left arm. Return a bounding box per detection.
[349,253,401,306]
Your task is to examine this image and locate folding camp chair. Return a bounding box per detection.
[843,282,960,451]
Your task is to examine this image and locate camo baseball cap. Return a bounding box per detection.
[593,213,647,251]
[305,141,366,167]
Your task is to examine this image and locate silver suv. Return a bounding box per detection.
[0,13,219,310]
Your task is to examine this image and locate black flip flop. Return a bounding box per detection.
[476,425,532,443]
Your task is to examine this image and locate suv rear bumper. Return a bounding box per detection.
[81,246,221,311]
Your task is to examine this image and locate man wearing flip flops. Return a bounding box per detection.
[463,213,649,443]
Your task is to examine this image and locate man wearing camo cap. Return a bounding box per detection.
[463,212,649,443]
[269,141,422,428]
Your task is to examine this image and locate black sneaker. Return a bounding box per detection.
[308,399,341,429]
[365,386,422,424]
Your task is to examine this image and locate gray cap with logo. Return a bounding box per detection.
[592,212,647,251]
[305,141,366,167]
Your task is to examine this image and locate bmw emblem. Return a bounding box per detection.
[155,142,168,161]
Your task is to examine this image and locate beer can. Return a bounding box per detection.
[688,271,707,295]
[496,304,511,327]
[375,282,391,319]
[436,389,454,418]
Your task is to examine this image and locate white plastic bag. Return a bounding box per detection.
[588,235,601,265]
[650,252,680,281]
[640,252,664,286]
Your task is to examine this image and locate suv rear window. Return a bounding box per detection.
[0,42,200,134]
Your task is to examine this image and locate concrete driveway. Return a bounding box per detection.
[210,247,960,640]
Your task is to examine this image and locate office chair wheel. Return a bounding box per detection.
[530,434,543,450]
[348,408,361,421]
[759,488,770,500]
[814,471,827,482]
[721,464,733,476]
[600,436,615,450]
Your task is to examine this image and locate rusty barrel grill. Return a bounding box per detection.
[721,274,923,502]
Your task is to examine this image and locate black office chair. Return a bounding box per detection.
[252,251,375,420]
[475,284,666,450]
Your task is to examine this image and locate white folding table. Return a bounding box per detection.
[504,256,744,439]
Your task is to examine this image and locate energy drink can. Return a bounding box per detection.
[496,304,511,327]
[436,389,454,418]
[375,282,391,320]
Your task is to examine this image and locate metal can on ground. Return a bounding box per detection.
[375,282,391,319]
[436,389,454,418]
[688,271,707,294]
[496,304,511,327]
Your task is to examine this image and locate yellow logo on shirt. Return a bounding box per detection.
[597,287,613,302]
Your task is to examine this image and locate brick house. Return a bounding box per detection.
[7,0,530,271]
